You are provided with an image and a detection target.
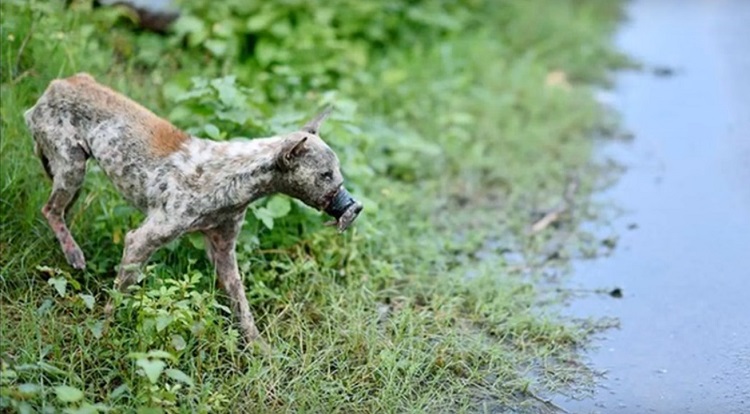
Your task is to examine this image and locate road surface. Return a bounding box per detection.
[558,0,750,413]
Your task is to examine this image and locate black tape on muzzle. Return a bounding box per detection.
[325,187,363,232]
[326,188,356,218]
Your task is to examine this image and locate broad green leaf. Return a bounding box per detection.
[237,228,260,251]
[188,27,209,47]
[164,369,194,386]
[17,383,40,396]
[187,233,206,250]
[212,21,234,38]
[255,38,277,66]
[89,321,104,339]
[48,277,67,297]
[172,15,203,36]
[210,76,240,107]
[204,124,220,139]
[164,239,181,252]
[136,359,166,384]
[18,402,33,414]
[171,334,187,351]
[191,321,206,336]
[216,109,249,125]
[36,298,53,315]
[78,294,95,310]
[266,196,291,218]
[173,15,208,47]
[110,383,129,398]
[204,39,228,57]
[155,315,173,332]
[253,208,274,230]
[147,350,176,361]
[54,385,84,403]
[174,87,211,103]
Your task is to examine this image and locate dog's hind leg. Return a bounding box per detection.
[39,138,89,270]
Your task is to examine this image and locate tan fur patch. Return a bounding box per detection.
[55,73,189,156]
[149,119,190,156]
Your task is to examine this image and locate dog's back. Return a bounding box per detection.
[25,73,191,209]
[25,73,189,159]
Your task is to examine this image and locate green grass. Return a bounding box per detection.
[0,0,628,412]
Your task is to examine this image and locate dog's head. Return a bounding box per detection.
[276,107,363,232]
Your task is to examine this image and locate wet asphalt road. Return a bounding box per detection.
[556,1,750,413]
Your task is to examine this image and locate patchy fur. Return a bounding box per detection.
[24,73,362,344]
[148,119,190,156]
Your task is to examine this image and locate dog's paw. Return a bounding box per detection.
[64,247,86,270]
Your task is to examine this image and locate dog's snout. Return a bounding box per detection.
[324,187,362,232]
[325,187,355,218]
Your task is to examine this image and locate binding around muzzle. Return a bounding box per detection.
[324,187,363,232]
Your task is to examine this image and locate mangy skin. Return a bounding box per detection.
[24,73,357,343]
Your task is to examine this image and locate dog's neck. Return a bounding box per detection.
[175,135,286,208]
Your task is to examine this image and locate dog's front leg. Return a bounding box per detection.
[104,215,184,314]
[204,215,261,344]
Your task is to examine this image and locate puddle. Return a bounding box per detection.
[556,0,750,412]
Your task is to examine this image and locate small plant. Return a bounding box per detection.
[127,350,194,411]
[0,360,109,414]
[117,270,237,354]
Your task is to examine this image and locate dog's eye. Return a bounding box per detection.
[320,171,333,181]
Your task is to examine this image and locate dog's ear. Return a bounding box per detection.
[301,106,333,135]
[287,136,308,158]
[279,136,308,170]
